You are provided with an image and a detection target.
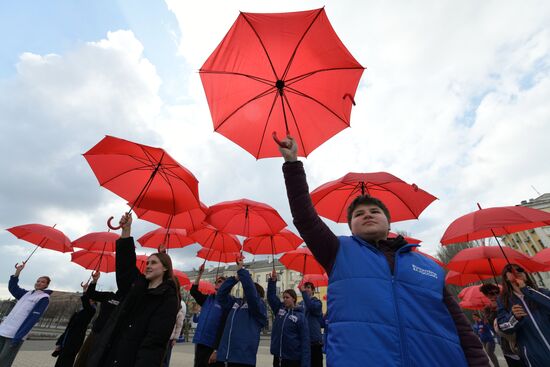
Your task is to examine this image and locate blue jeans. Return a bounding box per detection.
[0,336,23,367]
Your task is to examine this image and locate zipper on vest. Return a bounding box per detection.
[391,249,408,366]
[225,304,239,363]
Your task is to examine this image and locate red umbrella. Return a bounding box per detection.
[137,228,194,250]
[309,172,437,223]
[136,254,149,273]
[445,270,493,287]
[133,203,208,232]
[83,136,200,229]
[243,229,302,254]
[173,270,191,288]
[206,199,286,237]
[532,248,550,267]
[184,280,216,295]
[299,273,328,288]
[447,246,547,276]
[72,231,119,252]
[190,226,241,254]
[71,250,116,273]
[197,248,241,264]
[200,8,364,158]
[388,231,421,244]
[279,247,325,275]
[441,205,550,245]
[458,285,500,310]
[7,223,72,266]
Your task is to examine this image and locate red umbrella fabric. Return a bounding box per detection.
[309,172,437,223]
[133,203,208,232]
[279,247,325,275]
[388,231,421,244]
[458,285,500,310]
[7,223,72,253]
[136,254,149,273]
[206,199,286,237]
[243,229,303,255]
[447,246,547,275]
[72,231,119,252]
[71,250,116,273]
[200,8,364,158]
[441,205,550,245]
[197,248,241,264]
[173,270,191,288]
[445,270,493,287]
[532,248,550,267]
[299,273,328,288]
[184,280,216,295]
[190,226,241,253]
[83,136,200,217]
[137,228,194,250]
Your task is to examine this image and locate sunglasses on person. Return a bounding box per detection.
[510,267,525,273]
[487,290,499,296]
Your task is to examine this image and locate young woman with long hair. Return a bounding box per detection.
[497,263,550,366]
[88,213,179,367]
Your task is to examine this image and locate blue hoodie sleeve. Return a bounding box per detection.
[8,276,28,300]
[522,287,550,312]
[497,298,524,334]
[267,279,282,315]
[238,268,267,327]
[300,314,311,367]
[12,296,50,344]
[216,276,238,310]
[301,290,322,317]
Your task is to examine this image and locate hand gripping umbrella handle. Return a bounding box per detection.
[272,132,291,149]
[107,216,122,230]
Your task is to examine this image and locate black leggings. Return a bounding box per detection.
[273,356,301,367]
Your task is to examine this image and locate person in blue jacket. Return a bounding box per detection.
[497,263,550,367]
[191,263,227,367]
[299,282,323,367]
[268,270,310,367]
[215,257,268,367]
[472,314,500,367]
[0,262,52,367]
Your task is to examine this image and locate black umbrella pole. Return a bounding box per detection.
[490,229,512,265]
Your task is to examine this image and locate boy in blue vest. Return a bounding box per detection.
[277,136,489,367]
[300,282,324,367]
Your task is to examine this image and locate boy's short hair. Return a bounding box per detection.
[347,195,391,228]
[39,276,51,285]
[479,283,499,296]
[303,281,316,292]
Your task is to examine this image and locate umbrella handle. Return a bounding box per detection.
[107,216,122,230]
[272,132,291,149]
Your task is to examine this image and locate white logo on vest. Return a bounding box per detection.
[412,264,438,279]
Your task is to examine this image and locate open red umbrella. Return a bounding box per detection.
[173,270,191,288]
[309,172,437,223]
[532,248,550,267]
[388,231,421,244]
[447,246,547,277]
[72,231,119,252]
[445,270,493,287]
[184,280,216,295]
[279,247,325,275]
[71,250,116,273]
[458,285,501,310]
[206,199,286,237]
[133,203,208,232]
[137,228,194,250]
[190,226,241,254]
[244,228,303,272]
[83,136,200,229]
[299,273,328,288]
[200,8,364,158]
[7,223,72,266]
[197,247,241,264]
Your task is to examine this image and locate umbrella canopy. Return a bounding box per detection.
[458,285,500,310]
[446,246,547,275]
[137,228,195,250]
[7,223,73,264]
[133,203,208,232]
[72,231,119,252]
[184,280,216,295]
[299,273,328,288]
[279,247,325,275]
[532,248,550,266]
[309,172,437,223]
[197,248,241,264]
[243,229,303,255]
[136,254,149,273]
[173,270,191,288]
[445,270,493,287]
[206,199,286,237]
[83,135,200,219]
[441,205,550,245]
[200,8,364,158]
[388,231,421,244]
[71,250,116,273]
[190,225,241,253]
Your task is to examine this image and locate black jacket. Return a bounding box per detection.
[85,283,120,334]
[88,237,178,367]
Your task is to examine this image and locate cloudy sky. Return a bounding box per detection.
[1,0,549,297]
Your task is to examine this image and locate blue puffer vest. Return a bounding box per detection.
[192,295,224,348]
[327,235,468,367]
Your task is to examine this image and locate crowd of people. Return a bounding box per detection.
[0,137,549,366]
